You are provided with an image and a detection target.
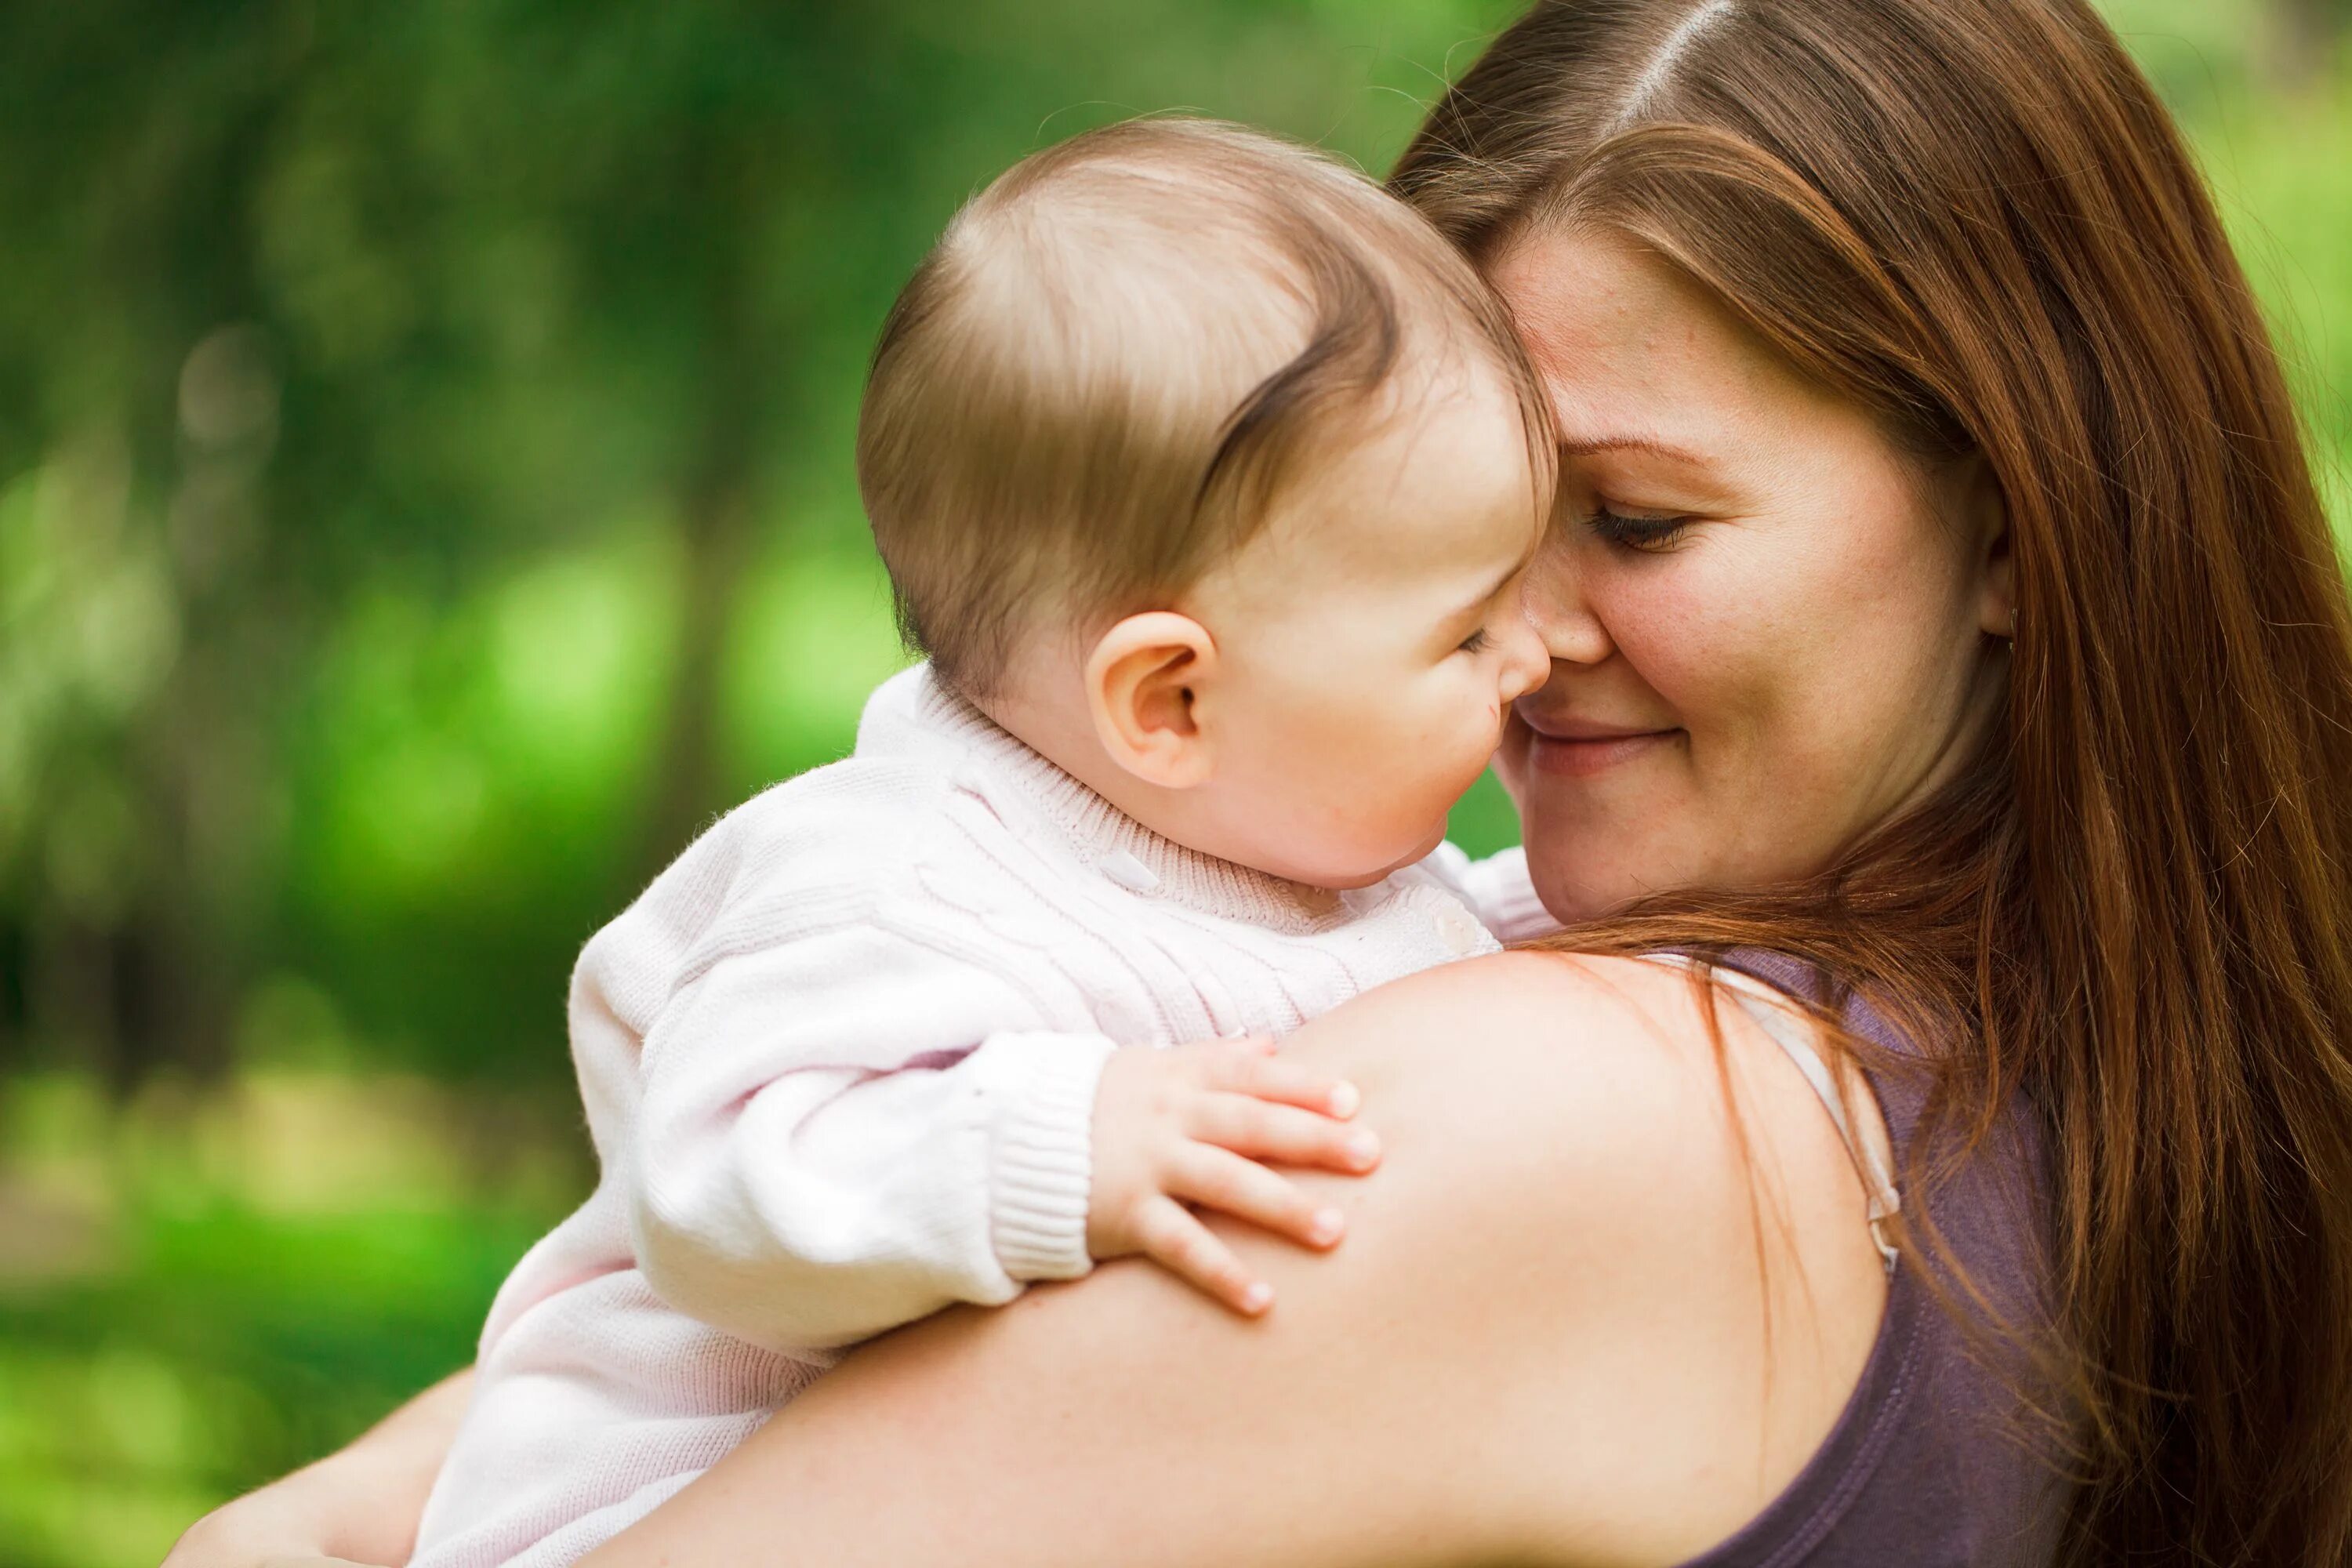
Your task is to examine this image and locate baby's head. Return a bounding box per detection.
[857,118,1553,889]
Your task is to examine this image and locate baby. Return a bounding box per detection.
[410,116,1558,1568]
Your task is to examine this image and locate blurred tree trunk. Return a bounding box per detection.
[637,133,766,880]
[2265,0,2350,90]
[100,105,291,1090]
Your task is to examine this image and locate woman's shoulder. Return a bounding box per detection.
[1311,946,1724,1054]
[1295,947,1881,1232]
[1273,949,1895,1561]
[1301,949,1849,1171]
[1318,943,1772,1043]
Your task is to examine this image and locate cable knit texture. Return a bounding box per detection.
[408,664,1537,1568]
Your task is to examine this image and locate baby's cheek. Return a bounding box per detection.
[1354,695,1483,840]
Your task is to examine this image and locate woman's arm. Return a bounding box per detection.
[162,1368,474,1568]
[583,953,1890,1568]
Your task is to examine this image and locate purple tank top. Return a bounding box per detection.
[1680,952,2074,1567]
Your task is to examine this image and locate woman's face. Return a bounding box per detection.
[1488,228,2012,922]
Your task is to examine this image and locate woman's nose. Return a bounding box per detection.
[1524,545,1613,667]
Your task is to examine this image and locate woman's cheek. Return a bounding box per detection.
[1630,543,1818,729]
[1621,614,1802,862]
[1612,613,1733,728]
[1493,714,1534,810]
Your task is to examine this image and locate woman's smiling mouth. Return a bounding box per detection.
[1513,704,1684,778]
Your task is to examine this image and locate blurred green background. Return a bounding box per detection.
[0,2,2345,1563]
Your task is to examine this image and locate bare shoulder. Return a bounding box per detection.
[1283,949,1823,1181]
[1294,945,1747,1059]
[1260,949,1894,1563]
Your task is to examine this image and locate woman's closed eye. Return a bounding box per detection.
[1585,503,1694,552]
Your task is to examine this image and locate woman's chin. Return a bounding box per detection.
[1520,862,1634,927]
[1521,822,1703,927]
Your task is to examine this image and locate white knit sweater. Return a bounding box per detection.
[408,665,1551,1568]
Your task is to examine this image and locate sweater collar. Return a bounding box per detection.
[858,663,1366,930]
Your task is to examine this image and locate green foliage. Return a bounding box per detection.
[0,2,2346,1563]
[0,0,1531,1095]
[0,1070,575,1568]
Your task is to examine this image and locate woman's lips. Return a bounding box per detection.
[1515,709,1683,779]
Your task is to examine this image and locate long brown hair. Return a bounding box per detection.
[1391,1,2352,1559]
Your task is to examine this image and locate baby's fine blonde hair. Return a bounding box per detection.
[855,116,1553,696]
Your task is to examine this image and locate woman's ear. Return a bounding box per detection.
[1958,453,2015,638]
[1084,612,1218,789]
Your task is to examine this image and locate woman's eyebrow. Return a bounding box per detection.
[1557,432,1708,465]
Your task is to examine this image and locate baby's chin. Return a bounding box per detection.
[1346,815,1456,888]
[1232,820,1446,891]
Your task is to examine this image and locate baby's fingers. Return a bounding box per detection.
[1192,1093,1381,1174]
[1134,1195,1274,1316]
[1169,1144,1346,1251]
[1207,1040,1360,1119]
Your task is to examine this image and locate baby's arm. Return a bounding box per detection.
[628,922,1370,1347]
[630,922,1114,1349]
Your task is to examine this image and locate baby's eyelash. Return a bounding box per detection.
[1458,627,1493,655]
[1586,505,1693,550]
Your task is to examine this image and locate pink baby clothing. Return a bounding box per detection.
[408,664,1542,1567]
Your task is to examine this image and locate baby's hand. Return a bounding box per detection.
[1085,1036,1379,1316]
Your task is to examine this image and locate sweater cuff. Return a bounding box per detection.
[972,1031,1118,1283]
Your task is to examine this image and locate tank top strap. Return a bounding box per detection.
[1644,953,1902,1269]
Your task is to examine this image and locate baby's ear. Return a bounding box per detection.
[1085,612,1218,789]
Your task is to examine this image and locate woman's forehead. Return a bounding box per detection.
[1489,227,1801,452]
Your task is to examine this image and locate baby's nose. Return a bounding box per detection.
[1498,615,1551,701]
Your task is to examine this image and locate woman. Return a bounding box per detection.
[170,0,2352,1562]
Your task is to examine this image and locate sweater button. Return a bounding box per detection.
[1435,902,1486,957]
[1098,850,1160,893]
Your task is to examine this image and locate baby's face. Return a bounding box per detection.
[1183,360,1552,887]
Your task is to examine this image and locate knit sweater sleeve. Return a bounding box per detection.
[624,919,1116,1354]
